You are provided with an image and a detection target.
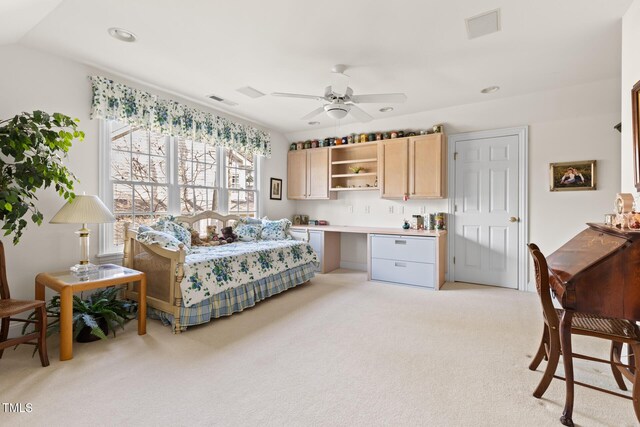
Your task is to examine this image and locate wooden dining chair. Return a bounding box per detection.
[0,241,49,367]
[527,243,640,425]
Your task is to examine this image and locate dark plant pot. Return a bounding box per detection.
[76,317,109,343]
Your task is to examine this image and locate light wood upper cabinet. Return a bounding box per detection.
[378,139,409,199]
[307,148,331,199]
[287,147,335,200]
[379,134,446,199]
[410,134,446,198]
[287,150,307,199]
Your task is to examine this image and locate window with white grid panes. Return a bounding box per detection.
[226,149,257,218]
[103,120,259,252]
[110,122,169,247]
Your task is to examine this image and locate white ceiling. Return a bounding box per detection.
[6,0,633,133]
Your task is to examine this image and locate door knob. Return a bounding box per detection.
[509,216,519,223]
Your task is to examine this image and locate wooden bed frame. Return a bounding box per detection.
[123,211,309,333]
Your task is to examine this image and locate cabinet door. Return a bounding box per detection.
[307,148,330,199]
[379,139,408,199]
[287,150,307,200]
[409,134,445,198]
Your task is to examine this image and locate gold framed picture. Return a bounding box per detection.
[632,80,640,191]
[549,160,596,191]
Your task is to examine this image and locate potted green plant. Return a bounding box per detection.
[0,110,84,244]
[24,287,137,342]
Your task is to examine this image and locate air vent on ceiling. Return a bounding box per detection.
[466,9,501,39]
[207,94,238,107]
[236,86,266,98]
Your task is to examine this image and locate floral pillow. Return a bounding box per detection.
[234,217,263,228]
[260,219,292,240]
[234,224,262,242]
[137,230,189,252]
[153,220,191,250]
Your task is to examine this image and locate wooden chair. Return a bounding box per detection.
[0,241,49,366]
[527,243,640,425]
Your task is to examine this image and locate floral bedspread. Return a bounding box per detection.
[181,240,318,307]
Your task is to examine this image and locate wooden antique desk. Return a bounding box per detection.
[546,223,640,424]
[35,264,147,361]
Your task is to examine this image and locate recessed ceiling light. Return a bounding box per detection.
[379,107,394,113]
[108,27,137,42]
[481,86,500,94]
[308,121,320,125]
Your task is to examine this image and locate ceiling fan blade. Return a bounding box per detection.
[350,93,407,104]
[272,92,324,101]
[348,104,374,122]
[300,106,326,120]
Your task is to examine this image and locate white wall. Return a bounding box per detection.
[621,0,640,193]
[0,44,291,301]
[286,79,622,269]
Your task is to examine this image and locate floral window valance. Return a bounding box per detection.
[89,76,271,157]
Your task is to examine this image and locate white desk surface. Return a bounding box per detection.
[290,224,446,237]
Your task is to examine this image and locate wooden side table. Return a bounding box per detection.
[35,264,146,361]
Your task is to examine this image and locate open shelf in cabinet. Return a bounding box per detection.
[330,142,378,192]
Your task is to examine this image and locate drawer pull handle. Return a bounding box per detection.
[395,240,407,245]
[395,262,407,268]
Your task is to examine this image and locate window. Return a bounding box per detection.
[177,137,219,214]
[101,120,259,253]
[226,149,257,218]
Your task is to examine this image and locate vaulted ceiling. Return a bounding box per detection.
[2,0,633,132]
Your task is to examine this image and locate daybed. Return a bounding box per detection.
[123,211,317,333]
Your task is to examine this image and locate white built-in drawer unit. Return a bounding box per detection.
[370,234,437,288]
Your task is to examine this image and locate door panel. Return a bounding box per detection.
[454,135,519,288]
[287,150,307,200]
[379,139,408,199]
[307,148,329,199]
[410,134,444,198]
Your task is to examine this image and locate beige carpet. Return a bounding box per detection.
[0,270,636,426]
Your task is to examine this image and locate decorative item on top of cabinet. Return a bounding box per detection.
[378,133,446,200]
[287,147,337,200]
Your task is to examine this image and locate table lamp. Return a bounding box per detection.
[50,194,116,273]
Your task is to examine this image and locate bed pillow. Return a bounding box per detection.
[234,224,262,242]
[260,219,292,240]
[235,217,263,226]
[137,230,188,253]
[153,220,192,250]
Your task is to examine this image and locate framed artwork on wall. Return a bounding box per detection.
[632,80,640,191]
[549,160,597,191]
[270,178,282,200]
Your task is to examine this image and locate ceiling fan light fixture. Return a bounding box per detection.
[108,27,137,42]
[324,103,350,120]
[379,107,394,113]
[481,85,500,94]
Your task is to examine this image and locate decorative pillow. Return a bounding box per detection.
[137,224,153,232]
[137,230,188,252]
[234,224,262,242]
[260,219,292,240]
[153,220,192,250]
[235,217,263,227]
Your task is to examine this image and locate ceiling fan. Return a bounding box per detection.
[271,64,407,122]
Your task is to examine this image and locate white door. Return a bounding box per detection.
[453,134,520,288]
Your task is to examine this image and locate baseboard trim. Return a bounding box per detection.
[339,261,367,272]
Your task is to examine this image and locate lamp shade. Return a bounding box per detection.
[50,195,116,224]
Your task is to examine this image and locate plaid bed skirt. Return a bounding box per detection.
[149,262,316,332]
